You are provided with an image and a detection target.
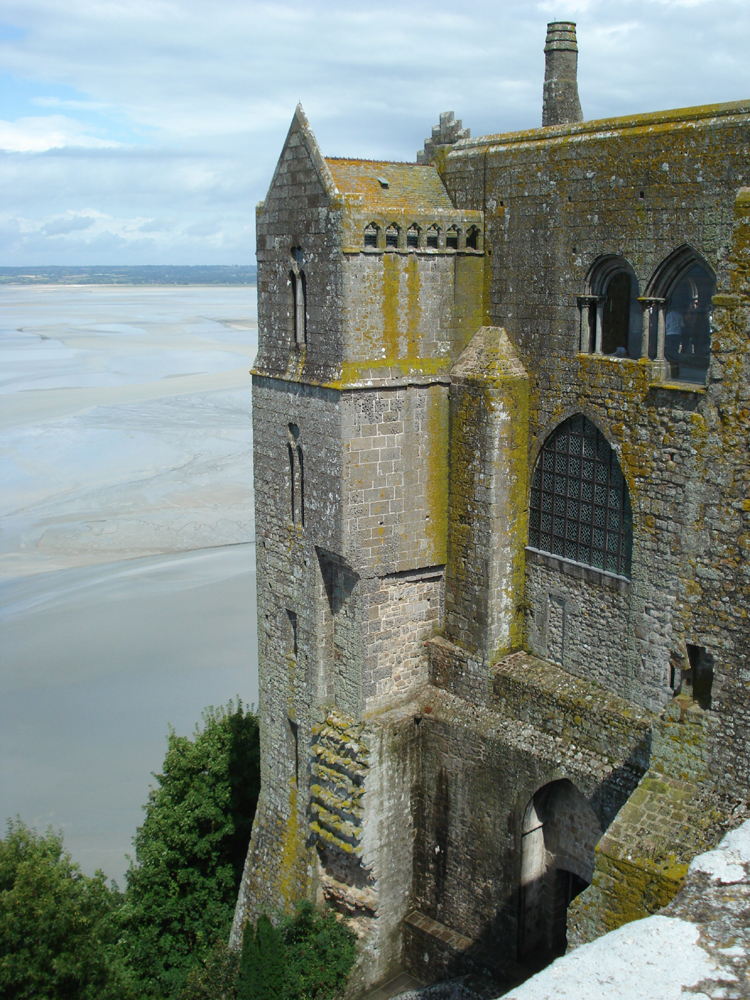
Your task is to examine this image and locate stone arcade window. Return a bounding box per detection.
[385,224,400,249]
[406,224,419,249]
[579,256,640,358]
[446,225,459,250]
[528,414,632,578]
[364,223,379,248]
[426,225,439,249]
[466,225,480,251]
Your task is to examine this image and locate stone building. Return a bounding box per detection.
[231,21,750,994]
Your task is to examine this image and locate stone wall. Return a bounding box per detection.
[340,384,449,576]
[442,109,750,779]
[524,550,632,696]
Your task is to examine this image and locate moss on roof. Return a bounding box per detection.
[325,158,453,211]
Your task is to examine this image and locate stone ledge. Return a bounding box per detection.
[525,547,631,592]
[492,651,651,767]
[404,910,474,954]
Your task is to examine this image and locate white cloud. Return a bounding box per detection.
[0,115,121,152]
[41,213,97,236]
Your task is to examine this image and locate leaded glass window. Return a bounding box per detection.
[528,415,632,577]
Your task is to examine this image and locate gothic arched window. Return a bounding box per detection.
[644,245,715,385]
[289,247,306,347]
[580,255,640,358]
[288,423,304,526]
[528,415,632,577]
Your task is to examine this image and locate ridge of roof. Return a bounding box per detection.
[452,98,750,154]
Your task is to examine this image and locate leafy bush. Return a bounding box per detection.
[177,939,240,1000]
[121,699,260,998]
[237,901,357,1000]
[0,819,126,1000]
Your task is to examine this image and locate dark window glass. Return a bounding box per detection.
[602,271,640,357]
[663,262,715,384]
[529,415,632,577]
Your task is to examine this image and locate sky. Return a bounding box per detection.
[0,0,748,266]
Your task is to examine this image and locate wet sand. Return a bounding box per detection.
[0,286,259,881]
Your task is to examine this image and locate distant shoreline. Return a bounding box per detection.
[0,265,257,286]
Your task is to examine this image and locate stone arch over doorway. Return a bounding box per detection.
[518,779,603,963]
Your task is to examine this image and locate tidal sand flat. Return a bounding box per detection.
[0,286,259,882]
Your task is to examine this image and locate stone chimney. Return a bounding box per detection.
[542,21,583,127]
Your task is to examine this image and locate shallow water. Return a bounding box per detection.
[0,286,259,882]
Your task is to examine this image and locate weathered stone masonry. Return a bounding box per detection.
[233,22,750,996]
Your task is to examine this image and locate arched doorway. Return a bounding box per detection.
[518,780,602,964]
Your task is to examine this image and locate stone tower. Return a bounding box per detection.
[230,104,491,988]
[542,21,583,126]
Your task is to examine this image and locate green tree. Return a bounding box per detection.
[177,939,240,1000]
[236,902,356,1000]
[122,699,260,998]
[0,819,125,1000]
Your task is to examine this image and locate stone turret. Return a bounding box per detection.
[417,111,470,165]
[542,21,583,126]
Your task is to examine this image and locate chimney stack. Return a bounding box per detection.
[542,21,583,127]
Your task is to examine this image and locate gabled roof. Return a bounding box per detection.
[325,158,453,211]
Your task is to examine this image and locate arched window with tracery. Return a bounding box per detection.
[528,415,632,578]
[644,246,715,385]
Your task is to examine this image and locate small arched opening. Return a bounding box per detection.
[385,223,400,249]
[406,224,420,249]
[364,222,379,248]
[466,225,481,251]
[426,225,439,250]
[580,255,640,357]
[518,779,602,965]
[646,246,715,385]
[446,225,459,251]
